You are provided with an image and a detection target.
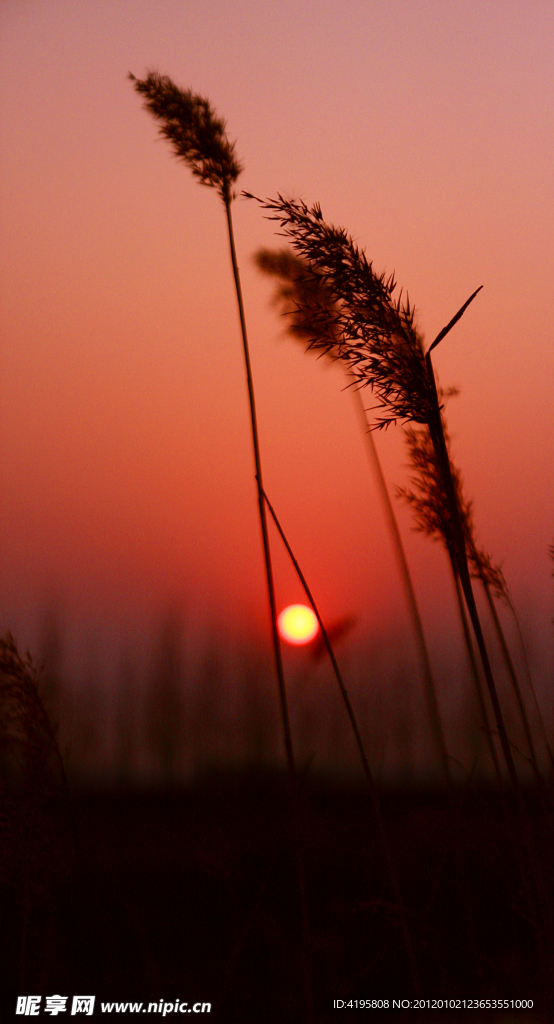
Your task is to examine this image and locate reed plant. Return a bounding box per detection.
[129,72,318,1015]
[254,246,451,784]
[398,420,504,778]
[255,244,549,784]
[247,193,554,999]
[398,418,552,780]
[246,193,516,784]
[128,70,296,780]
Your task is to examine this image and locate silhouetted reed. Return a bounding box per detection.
[247,194,517,783]
[129,71,296,779]
[254,246,450,784]
[398,420,551,779]
[248,194,554,993]
[261,488,421,989]
[402,422,510,772]
[129,73,318,1015]
[247,196,432,429]
[129,72,243,202]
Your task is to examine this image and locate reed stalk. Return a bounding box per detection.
[426,313,554,999]
[398,395,554,787]
[400,362,547,781]
[468,544,554,776]
[449,560,503,781]
[129,74,313,1017]
[503,594,554,772]
[479,568,541,774]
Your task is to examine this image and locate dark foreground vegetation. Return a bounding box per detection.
[1,770,551,1023]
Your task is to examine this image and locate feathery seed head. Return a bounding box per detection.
[398,425,458,548]
[130,71,243,202]
[246,194,432,428]
[398,423,510,603]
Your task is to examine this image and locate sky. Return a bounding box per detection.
[1,0,554,707]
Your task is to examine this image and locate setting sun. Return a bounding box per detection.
[278,604,319,645]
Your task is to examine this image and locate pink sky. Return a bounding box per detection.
[1,1,553,697]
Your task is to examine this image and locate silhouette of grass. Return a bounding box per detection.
[248,193,554,1001]
[399,419,552,780]
[129,69,295,785]
[0,632,76,988]
[246,193,516,788]
[129,71,317,1015]
[254,245,450,785]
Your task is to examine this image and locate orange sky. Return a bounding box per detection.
[1,0,553,696]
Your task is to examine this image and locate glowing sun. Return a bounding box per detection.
[278,604,319,645]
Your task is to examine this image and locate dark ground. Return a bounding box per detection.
[1,773,552,1023]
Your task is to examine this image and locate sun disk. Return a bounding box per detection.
[278,604,319,645]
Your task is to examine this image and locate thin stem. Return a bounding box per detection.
[262,487,421,996]
[223,193,295,776]
[350,383,451,785]
[223,195,314,1019]
[262,489,369,783]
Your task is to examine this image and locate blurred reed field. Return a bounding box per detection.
[7,604,552,790]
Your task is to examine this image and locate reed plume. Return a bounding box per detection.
[254,246,451,783]
[0,632,69,799]
[254,246,339,346]
[398,421,506,599]
[398,421,550,779]
[245,195,432,428]
[129,72,242,202]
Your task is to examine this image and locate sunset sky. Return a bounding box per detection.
[1,1,553,703]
